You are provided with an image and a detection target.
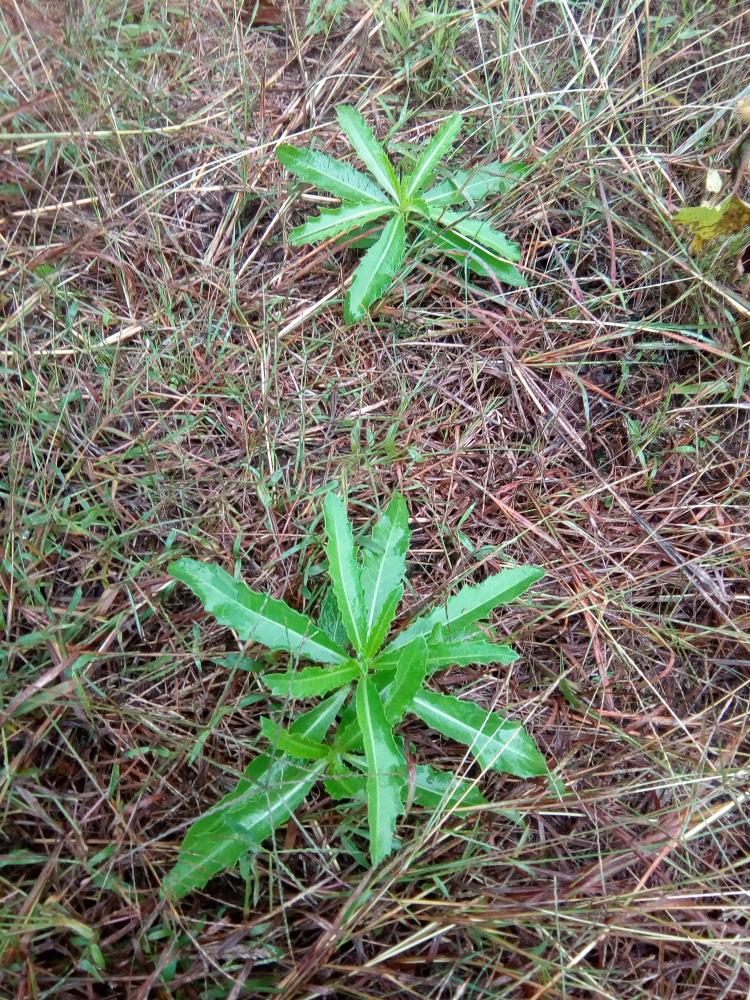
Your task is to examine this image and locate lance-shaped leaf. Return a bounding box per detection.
[277,144,389,204]
[412,764,488,809]
[324,493,367,653]
[388,566,544,651]
[356,676,406,864]
[260,718,331,759]
[290,202,394,246]
[223,759,327,843]
[422,163,529,210]
[361,494,410,654]
[344,213,406,324]
[317,586,349,649]
[162,689,348,898]
[337,105,400,202]
[375,632,518,674]
[383,637,427,724]
[410,690,548,778]
[417,220,525,286]
[169,559,349,665]
[262,661,359,698]
[439,211,521,262]
[324,759,367,801]
[404,113,462,198]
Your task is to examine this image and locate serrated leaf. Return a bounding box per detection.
[260,718,331,759]
[162,690,347,898]
[290,202,393,245]
[169,559,348,665]
[262,661,359,698]
[422,163,529,210]
[223,759,327,842]
[438,211,521,262]
[361,494,410,654]
[410,689,548,778]
[344,213,406,324]
[417,221,525,285]
[364,585,402,658]
[383,637,427,724]
[324,493,367,652]
[317,586,349,649]
[404,113,462,198]
[389,566,544,651]
[412,764,488,809]
[324,760,367,801]
[277,144,390,204]
[356,676,406,864]
[336,105,400,201]
[375,633,518,674]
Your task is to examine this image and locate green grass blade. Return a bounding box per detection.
[277,144,390,204]
[290,203,393,245]
[336,105,400,201]
[169,559,349,664]
[356,676,406,864]
[404,113,462,198]
[262,662,359,698]
[361,494,410,653]
[344,213,406,324]
[411,689,548,778]
[324,493,367,653]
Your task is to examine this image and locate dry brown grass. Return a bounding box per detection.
[2,0,750,997]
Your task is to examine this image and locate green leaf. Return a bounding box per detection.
[363,585,402,658]
[262,661,359,698]
[223,759,327,843]
[404,113,462,198]
[360,494,410,654]
[317,586,349,649]
[169,559,349,665]
[422,163,528,210]
[290,202,393,245]
[324,759,366,801]
[438,211,521,262]
[376,634,518,673]
[162,690,347,898]
[412,764,488,809]
[277,144,389,204]
[417,220,524,285]
[260,718,331,760]
[383,637,427,724]
[344,213,406,324]
[410,689,548,778]
[389,566,544,651]
[324,493,367,653]
[356,676,406,864]
[336,105,400,202]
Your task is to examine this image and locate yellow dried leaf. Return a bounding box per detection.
[674,195,750,252]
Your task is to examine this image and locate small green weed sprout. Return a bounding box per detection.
[277,105,527,323]
[163,493,550,898]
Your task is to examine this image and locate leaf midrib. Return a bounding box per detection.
[186,571,347,663]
